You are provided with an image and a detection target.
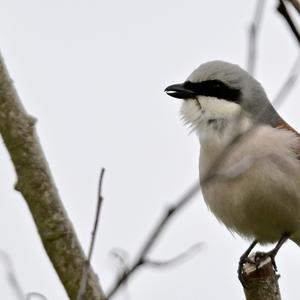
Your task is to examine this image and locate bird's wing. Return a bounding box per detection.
[276,121,300,137]
[275,121,300,159]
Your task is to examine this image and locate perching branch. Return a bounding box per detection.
[77,169,105,300]
[242,255,281,300]
[0,53,105,299]
[106,183,200,299]
[247,0,266,75]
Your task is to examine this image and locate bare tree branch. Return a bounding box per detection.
[0,53,105,299]
[277,0,300,45]
[273,54,300,105]
[0,250,48,300]
[106,183,200,299]
[242,255,281,300]
[77,168,105,300]
[109,249,131,298]
[287,0,300,14]
[26,293,48,300]
[0,250,25,300]
[143,242,203,268]
[247,0,266,75]
[89,168,105,261]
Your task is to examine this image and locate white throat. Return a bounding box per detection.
[180,96,252,148]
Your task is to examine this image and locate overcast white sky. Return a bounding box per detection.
[0,0,300,299]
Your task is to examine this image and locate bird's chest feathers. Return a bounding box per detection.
[198,123,300,242]
[199,143,260,238]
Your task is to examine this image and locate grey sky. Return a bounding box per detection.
[0,0,299,299]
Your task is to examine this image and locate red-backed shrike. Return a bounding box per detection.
[165,60,300,280]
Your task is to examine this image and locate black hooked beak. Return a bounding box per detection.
[164,83,196,99]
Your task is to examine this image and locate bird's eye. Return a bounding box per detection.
[213,81,222,88]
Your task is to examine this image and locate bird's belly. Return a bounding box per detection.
[199,123,300,243]
[201,176,300,244]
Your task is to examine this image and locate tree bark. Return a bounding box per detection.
[287,0,300,15]
[242,254,281,300]
[0,53,105,299]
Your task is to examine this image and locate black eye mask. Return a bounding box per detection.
[183,80,241,103]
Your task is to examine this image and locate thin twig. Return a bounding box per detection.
[88,168,105,262]
[277,0,300,45]
[77,168,105,300]
[109,249,129,269]
[287,0,300,14]
[26,293,48,300]
[273,54,300,104]
[109,249,131,299]
[143,242,203,268]
[0,250,48,300]
[138,183,199,258]
[0,250,25,300]
[106,183,200,299]
[247,0,266,75]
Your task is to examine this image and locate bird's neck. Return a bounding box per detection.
[197,114,253,178]
[197,114,252,150]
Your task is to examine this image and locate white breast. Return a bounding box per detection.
[199,125,300,244]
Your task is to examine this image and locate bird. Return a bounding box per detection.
[164,60,300,281]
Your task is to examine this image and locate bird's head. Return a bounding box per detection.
[165,61,281,137]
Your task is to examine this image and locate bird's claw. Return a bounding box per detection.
[254,250,278,271]
[238,255,253,288]
[238,249,278,288]
[238,235,288,288]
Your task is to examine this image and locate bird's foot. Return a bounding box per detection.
[254,249,278,271]
[238,255,253,287]
[238,240,258,288]
[238,235,289,288]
